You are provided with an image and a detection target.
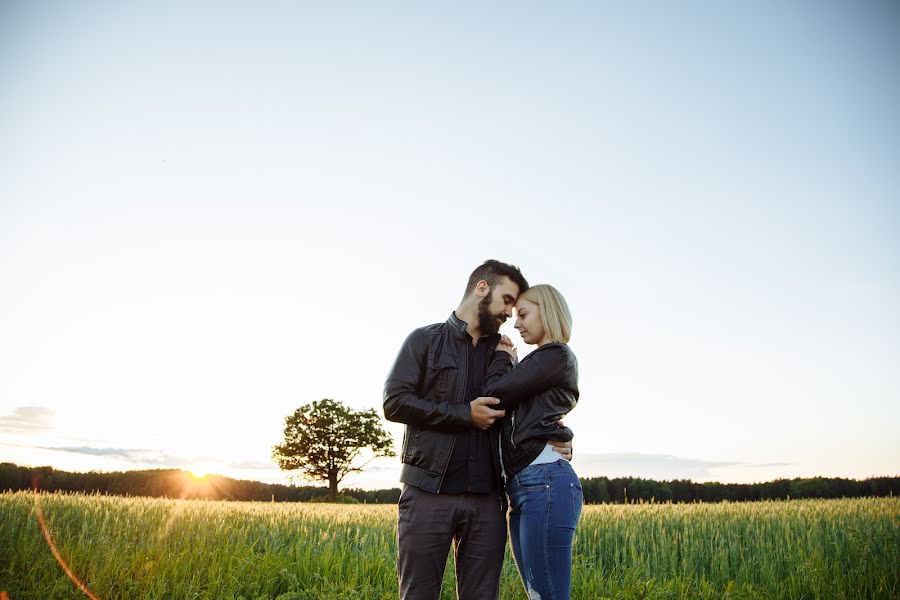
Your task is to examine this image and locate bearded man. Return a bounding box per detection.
[383,259,571,600]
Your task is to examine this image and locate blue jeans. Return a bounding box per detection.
[507,459,583,600]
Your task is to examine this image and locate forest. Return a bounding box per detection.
[2,462,896,504]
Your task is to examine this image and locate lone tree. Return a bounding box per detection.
[272,398,395,501]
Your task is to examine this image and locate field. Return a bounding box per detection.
[1,492,898,600]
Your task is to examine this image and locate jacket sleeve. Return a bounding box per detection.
[383,329,472,432]
[483,344,571,411]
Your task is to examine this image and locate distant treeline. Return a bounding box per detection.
[0,463,398,504]
[579,475,899,503]
[2,463,897,504]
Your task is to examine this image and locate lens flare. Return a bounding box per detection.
[33,479,101,600]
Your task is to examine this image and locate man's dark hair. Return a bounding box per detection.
[463,259,529,298]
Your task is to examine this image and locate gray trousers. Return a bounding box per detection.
[397,484,507,600]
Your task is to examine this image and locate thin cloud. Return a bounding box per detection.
[226,460,276,471]
[37,445,171,464]
[355,458,400,473]
[33,445,274,474]
[574,452,788,480]
[0,406,56,434]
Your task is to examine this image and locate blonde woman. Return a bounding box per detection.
[483,284,581,600]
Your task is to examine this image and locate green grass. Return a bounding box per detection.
[1,492,897,599]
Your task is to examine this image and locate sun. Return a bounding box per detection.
[187,463,216,479]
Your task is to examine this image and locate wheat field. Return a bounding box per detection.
[1,492,897,599]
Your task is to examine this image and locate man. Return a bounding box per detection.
[383,259,571,600]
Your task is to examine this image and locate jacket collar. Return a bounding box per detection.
[447,311,469,340]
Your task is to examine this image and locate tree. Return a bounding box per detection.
[272,398,395,501]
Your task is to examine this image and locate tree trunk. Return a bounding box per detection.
[329,472,338,501]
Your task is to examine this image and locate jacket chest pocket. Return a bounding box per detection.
[426,352,459,403]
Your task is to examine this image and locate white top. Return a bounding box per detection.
[528,443,564,467]
[500,441,567,483]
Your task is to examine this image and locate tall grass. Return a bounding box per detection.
[574,499,899,599]
[1,492,897,599]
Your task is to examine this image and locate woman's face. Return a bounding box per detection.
[514,298,546,346]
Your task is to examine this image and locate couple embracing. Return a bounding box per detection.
[384,259,582,600]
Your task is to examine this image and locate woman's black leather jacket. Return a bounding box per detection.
[482,342,579,477]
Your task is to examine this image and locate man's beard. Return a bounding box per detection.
[477,291,504,336]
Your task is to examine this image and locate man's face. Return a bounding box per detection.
[476,276,520,336]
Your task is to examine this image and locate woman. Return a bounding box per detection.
[483,283,582,600]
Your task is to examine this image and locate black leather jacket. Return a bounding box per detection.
[383,313,502,493]
[483,343,579,476]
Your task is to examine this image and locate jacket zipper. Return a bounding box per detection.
[508,350,536,451]
[437,335,467,488]
[461,340,471,492]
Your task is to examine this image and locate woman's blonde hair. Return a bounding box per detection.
[519,284,572,344]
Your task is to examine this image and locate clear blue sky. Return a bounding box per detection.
[1,1,898,488]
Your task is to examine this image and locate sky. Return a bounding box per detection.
[1,1,898,491]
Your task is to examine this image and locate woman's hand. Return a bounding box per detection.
[498,335,517,359]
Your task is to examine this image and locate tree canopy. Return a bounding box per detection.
[272,398,395,500]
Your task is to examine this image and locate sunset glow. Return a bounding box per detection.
[187,464,216,480]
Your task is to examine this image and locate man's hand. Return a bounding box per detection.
[548,440,573,461]
[470,397,505,430]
